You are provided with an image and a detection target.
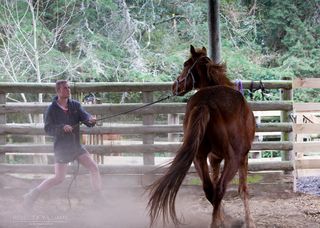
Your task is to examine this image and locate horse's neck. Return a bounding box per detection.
[217,77,233,88]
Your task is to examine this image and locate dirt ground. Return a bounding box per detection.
[0,173,320,228]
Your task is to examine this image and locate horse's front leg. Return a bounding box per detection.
[208,154,226,227]
[208,153,222,191]
[194,153,226,228]
[194,153,214,206]
[211,145,240,228]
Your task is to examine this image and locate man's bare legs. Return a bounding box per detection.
[77,152,102,192]
[36,152,101,194]
[23,163,68,208]
[23,152,103,208]
[37,163,68,192]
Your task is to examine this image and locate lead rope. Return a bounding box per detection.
[72,94,173,129]
[66,132,80,209]
[67,158,79,209]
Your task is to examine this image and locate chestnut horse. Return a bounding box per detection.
[148,45,256,228]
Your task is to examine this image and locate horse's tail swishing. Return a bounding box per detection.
[148,105,210,226]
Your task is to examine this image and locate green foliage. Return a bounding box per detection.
[187,177,202,186]
[294,89,320,103]
[232,174,263,184]
[0,0,319,103]
[247,0,320,78]
[261,151,281,158]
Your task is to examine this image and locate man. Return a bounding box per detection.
[23,80,103,208]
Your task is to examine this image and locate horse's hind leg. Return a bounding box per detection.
[238,153,256,228]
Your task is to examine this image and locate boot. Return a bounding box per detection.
[23,188,40,209]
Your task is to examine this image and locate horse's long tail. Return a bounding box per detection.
[148,105,210,226]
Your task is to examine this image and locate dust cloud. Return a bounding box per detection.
[0,173,211,228]
[2,173,320,228]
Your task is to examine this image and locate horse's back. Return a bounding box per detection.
[187,85,250,115]
[185,85,255,152]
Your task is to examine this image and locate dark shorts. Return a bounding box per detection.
[54,147,88,164]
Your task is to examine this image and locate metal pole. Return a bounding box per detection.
[208,0,221,63]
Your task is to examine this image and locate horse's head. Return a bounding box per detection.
[172,45,209,96]
[172,45,232,96]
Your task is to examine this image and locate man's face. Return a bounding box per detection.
[57,83,71,99]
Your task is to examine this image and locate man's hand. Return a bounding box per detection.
[88,116,96,126]
[63,125,73,133]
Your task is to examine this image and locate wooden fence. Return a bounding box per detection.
[0,80,295,177]
[293,78,320,173]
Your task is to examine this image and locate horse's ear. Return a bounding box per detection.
[190,45,196,56]
[202,46,207,54]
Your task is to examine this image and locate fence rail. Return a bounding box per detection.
[0,101,293,114]
[0,122,293,135]
[0,142,293,154]
[0,160,294,174]
[0,80,292,93]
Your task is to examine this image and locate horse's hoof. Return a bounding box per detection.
[210,220,224,228]
[231,219,244,228]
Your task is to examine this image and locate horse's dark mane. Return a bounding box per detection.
[207,62,233,88]
[192,47,234,88]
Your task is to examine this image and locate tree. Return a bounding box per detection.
[0,0,78,100]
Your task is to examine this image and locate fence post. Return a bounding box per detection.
[0,93,6,163]
[280,77,293,176]
[142,92,155,165]
[168,114,179,142]
[33,93,47,164]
